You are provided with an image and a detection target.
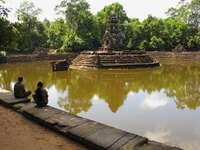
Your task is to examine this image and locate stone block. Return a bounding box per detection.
[118,136,148,150]
[108,133,137,150]
[46,112,89,129]
[22,105,61,121]
[137,141,183,150]
[85,126,127,149]
[0,92,30,106]
[68,121,106,138]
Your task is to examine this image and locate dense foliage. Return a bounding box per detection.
[0,0,200,54]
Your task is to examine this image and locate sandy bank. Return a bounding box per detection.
[0,105,89,150]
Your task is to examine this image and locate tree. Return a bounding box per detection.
[55,0,99,51]
[0,18,18,51]
[166,0,190,23]
[167,0,200,28]
[187,29,200,50]
[16,1,41,22]
[15,1,47,51]
[96,2,129,24]
[61,29,85,52]
[188,0,200,28]
[163,18,193,49]
[123,18,143,49]
[139,16,166,50]
[55,0,91,30]
[47,18,67,49]
[0,0,9,17]
[0,0,17,52]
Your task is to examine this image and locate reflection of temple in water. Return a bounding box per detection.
[1,61,200,113]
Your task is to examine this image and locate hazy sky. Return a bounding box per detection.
[5,0,180,22]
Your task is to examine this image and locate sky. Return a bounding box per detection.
[4,0,180,22]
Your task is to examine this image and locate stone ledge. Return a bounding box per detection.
[0,91,30,109]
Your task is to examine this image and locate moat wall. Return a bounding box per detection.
[147,51,200,61]
[0,53,79,64]
[0,51,200,64]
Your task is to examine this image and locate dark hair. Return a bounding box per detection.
[18,77,23,82]
[37,81,43,87]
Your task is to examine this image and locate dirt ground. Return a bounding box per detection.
[0,105,89,150]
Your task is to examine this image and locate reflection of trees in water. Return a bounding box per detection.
[164,65,200,110]
[1,61,200,114]
[0,62,53,91]
[58,70,94,114]
[58,97,92,114]
[144,63,200,110]
[71,70,131,113]
[65,63,200,112]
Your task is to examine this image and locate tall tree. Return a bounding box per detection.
[55,0,91,30]
[55,0,99,51]
[47,18,67,49]
[16,1,41,21]
[0,0,9,17]
[167,0,200,28]
[123,18,143,49]
[0,18,18,51]
[0,0,17,52]
[96,2,129,24]
[15,1,47,51]
[188,0,200,28]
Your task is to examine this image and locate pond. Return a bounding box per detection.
[0,60,200,150]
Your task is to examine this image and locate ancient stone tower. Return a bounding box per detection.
[102,13,124,51]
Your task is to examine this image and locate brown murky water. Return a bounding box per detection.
[0,60,200,150]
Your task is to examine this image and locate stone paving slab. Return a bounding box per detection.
[137,141,183,150]
[108,133,137,150]
[118,136,148,150]
[85,126,128,149]
[0,92,30,106]
[10,102,28,111]
[22,105,61,121]
[0,90,184,150]
[46,112,89,129]
[68,121,106,138]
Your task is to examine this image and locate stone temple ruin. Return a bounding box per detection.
[69,13,160,69]
[102,13,124,50]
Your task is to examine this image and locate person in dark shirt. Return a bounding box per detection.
[33,81,48,107]
[14,77,31,98]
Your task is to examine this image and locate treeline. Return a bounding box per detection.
[0,0,200,54]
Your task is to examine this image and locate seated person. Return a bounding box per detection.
[14,77,31,98]
[33,81,48,107]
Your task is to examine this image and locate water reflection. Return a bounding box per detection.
[140,91,170,110]
[0,61,200,112]
[0,61,200,150]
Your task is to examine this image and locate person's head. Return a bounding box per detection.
[18,77,23,82]
[37,81,43,88]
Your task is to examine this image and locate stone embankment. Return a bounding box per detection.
[147,51,200,61]
[0,51,200,64]
[0,89,183,150]
[0,53,78,64]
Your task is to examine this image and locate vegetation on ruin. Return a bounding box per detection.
[0,0,200,54]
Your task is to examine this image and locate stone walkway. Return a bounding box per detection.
[0,89,183,150]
